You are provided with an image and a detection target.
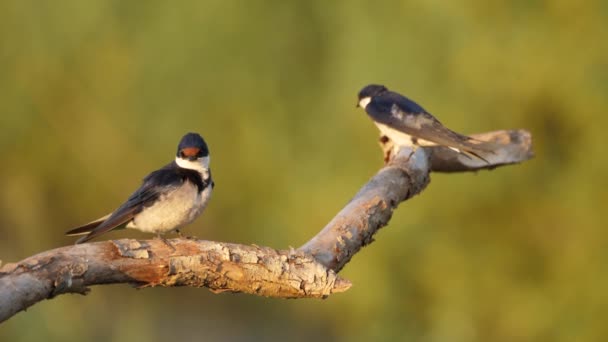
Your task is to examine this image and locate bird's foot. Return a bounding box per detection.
[407,148,416,160]
[175,229,196,240]
[155,234,176,251]
[384,150,391,164]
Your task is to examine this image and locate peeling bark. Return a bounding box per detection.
[0,129,533,323]
[0,240,350,322]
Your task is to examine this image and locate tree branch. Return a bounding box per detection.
[300,129,532,271]
[0,129,533,323]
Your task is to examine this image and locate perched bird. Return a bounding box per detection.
[66,132,214,244]
[357,84,495,161]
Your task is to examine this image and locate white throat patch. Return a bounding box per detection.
[175,156,210,179]
[358,97,371,109]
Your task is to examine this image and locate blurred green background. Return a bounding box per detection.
[1,1,606,341]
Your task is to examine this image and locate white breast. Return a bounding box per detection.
[375,123,415,146]
[375,122,444,148]
[127,182,213,234]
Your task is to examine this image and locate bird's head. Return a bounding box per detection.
[176,132,210,172]
[357,84,388,109]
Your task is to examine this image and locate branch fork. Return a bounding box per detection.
[0,129,533,323]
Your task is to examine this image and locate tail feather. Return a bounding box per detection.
[66,214,111,236]
[457,138,500,163]
[461,148,490,163]
[444,139,495,164]
[74,217,132,244]
[463,138,500,154]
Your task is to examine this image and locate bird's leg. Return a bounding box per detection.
[155,233,176,251]
[379,135,393,164]
[408,144,418,160]
[175,229,196,240]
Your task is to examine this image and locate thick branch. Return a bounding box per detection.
[299,146,431,271]
[0,240,350,322]
[300,129,532,271]
[0,129,533,323]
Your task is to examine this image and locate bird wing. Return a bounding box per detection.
[73,186,162,244]
[65,214,111,236]
[368,94,497,160]
[71,163,185,244]
[396,104,494,150]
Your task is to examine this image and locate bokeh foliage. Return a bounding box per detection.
[1,1,607,341]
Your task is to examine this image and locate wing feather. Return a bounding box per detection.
[366,93,497,162]
[65,214,111,236]
[68,162,209,244]
[70,163,183,244]
[73,186,162,244]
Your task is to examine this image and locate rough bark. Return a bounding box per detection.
[0,129,533,323]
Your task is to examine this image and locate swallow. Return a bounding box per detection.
[357,84,495,161]
[66,132,214,244]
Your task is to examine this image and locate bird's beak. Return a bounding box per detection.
[355,102,360,108]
